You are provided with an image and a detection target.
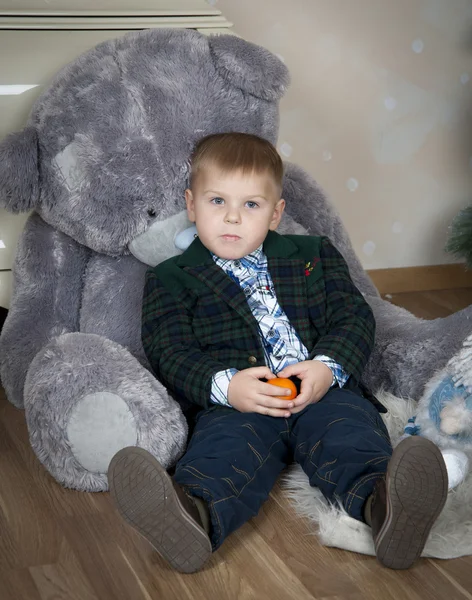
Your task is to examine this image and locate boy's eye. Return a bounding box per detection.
[211,197,224,205]
[246,201,259,209]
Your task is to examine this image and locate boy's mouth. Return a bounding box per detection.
[221,235,241,242]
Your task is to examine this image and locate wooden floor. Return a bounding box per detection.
[2,289,472,600]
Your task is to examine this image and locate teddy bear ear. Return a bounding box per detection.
[208,34,290,101]
[0,126,40,213]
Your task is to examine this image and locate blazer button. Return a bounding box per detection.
[248,356,258,365]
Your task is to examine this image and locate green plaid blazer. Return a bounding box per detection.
[142,231,375,412]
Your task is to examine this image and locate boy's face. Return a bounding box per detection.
[185,165,285,260]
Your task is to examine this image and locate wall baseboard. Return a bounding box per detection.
[367,263,472,295]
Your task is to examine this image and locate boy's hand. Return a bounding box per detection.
[228,367,294,417]
[278,360,333,414]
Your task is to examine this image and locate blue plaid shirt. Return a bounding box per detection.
[210,245,349,406]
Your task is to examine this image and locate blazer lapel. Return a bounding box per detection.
[176,237,261,335]
[267,256,313,350]
[263,231,312,349]
[188,263,261,337]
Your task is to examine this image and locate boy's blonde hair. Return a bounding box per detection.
[189,132,284,192]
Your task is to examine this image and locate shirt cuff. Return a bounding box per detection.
[313,355,350,388]
[211,368,238,406]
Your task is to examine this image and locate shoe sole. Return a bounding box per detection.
[108,447,212,574]
[374,436,448,569]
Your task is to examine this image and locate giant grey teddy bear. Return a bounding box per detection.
[1,28,471,492]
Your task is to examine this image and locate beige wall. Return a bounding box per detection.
[216,0,472,269]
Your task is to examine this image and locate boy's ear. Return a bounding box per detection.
[185,188,196,222]
[270,198,285,230]
[0,126,40,213]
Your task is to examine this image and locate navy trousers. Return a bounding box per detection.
[173,386,392,550]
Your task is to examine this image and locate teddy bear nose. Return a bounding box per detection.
[147,208,156,218]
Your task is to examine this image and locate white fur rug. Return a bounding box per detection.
[282,392,472,559]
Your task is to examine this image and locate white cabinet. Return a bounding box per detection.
[0,1,232,308]
[0,0,232,29]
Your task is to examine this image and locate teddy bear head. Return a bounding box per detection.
[0,28,289,259]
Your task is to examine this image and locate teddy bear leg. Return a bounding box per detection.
[23,332,187,491]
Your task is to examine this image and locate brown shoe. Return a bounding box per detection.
[108,447,212,573]
[370,436,448,569]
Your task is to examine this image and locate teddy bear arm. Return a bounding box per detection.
[0,213,90,408]
[281,162,379,297]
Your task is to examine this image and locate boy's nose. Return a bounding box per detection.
[224,211,241,224]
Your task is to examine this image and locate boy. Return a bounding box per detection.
[109,133,448,574]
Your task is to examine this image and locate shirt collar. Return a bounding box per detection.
[212,244,266,272]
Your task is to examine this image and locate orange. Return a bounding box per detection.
[267,377,297,400]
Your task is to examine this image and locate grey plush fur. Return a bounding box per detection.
[0,28,471,491]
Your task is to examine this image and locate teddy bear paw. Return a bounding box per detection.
[67,391,138,473]
[440,400,472,435]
